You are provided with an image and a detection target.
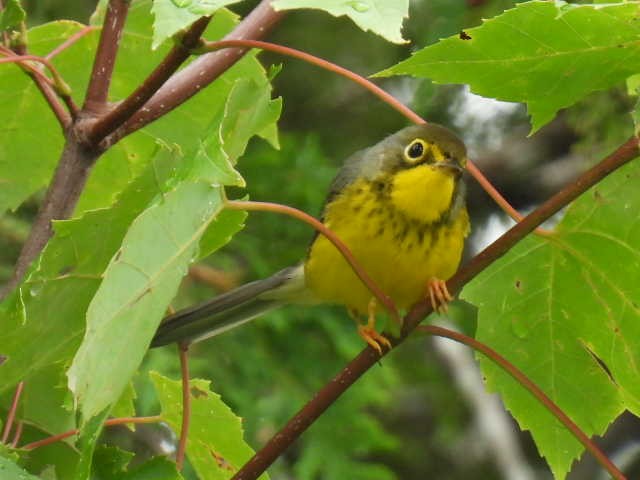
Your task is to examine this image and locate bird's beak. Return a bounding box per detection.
[434,161,463,174]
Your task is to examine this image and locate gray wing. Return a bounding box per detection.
[151,265,305,347]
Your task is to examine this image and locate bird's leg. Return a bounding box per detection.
[427,277,453,313]
[351,298,392,354]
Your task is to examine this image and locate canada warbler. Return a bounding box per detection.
[151,124,469,352]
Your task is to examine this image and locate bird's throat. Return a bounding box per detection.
[389,165,456,224]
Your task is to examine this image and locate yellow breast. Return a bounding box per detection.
[304,166,469,314]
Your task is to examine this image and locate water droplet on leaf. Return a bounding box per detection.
[344,1,370,13]
[511,316,530,339]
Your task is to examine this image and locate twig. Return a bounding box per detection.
[200,39,423,125]
[88,16,211,144]
[10,421,23,448]
[0,49,73,126]
[225,200,399,322]
[45,25,98,60]
[1,381,24,443]
[110,0,284,143]
[230,137,639,480]
[176,343,191,470]
[419,325,625,480]
[83,0,130,111]
[198,39,534,231]
[0,52,78,116]
[20,415,162,451]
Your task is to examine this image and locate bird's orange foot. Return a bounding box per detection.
[350,298,392,355]
[427,278,453,313]
[357,324,392,355]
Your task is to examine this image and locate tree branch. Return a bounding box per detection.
[108,0,284,144]
[83,0,130,111]
[197,39,535,232]
[419,325,625,480]
[87,16,211,144]
[230,136,639,480]
[0,139,101,298]
[20,416,161,451]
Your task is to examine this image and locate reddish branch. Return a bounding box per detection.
[199,39,529,229]
[231,137,638,480]
[419,325,625,480]
[108,0,284,143]
[226,201,399,321]
[45,25,98,60]
[0,47,73,127]
[1,381,24,443]
[20,416,161,451]
[83,0,130,111]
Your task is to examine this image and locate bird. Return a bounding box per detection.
[151,123,470,353]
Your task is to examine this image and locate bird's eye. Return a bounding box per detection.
[404,139,427,163]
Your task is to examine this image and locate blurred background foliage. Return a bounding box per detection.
[3,0,638,479]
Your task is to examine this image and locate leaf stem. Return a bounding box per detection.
[199,39,423,125]
[20,415,162,451]
[1,381,24,443]
[0,48,74,125]
[45,25,98,60]
[198,39,536,232]
[225,200,399,322]
[419,325,625,480]
[230,137,638,480]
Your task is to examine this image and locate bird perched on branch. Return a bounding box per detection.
[152,124,469,353]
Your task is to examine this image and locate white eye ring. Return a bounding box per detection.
[404,139,428,163]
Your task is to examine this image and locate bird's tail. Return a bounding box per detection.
[151,265,306,347]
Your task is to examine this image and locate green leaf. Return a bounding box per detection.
[0,3,278,215]
[198,208,246,260]
[272,0,408,44]
[150,371,269,480]
[111,382,137,419]
[184,77,282,187]
[0,21,91,214]
[377,1,640,132]
[462,160,640,477]
[151,0,242,49]
[0,455,40,480]
[74,410,110,480]
[68,182,225,422]
[0,143,178,403]
[0,0,25,30]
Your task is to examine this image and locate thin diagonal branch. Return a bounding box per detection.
[109,0,284,143]
[83,0,130,111]
[230,137,639,480]
[198,39,534,231]
[20,416,162,451]
[0,48,72,126]
[1,381,24,443]
[226,200,399,321]
[45,25,98,60]
[88,16,211,144]
[419,325,625,480]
